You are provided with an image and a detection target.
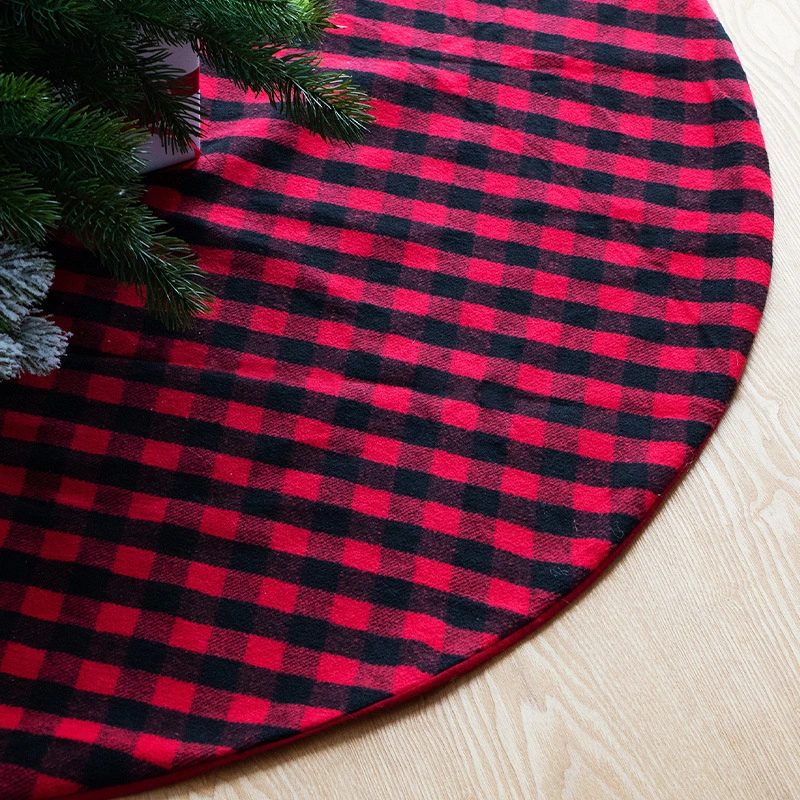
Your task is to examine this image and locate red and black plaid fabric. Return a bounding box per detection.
[0,0,773,798]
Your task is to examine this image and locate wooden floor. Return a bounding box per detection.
[143,2,800,798]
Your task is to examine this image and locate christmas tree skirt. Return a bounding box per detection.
[0,0,772,798]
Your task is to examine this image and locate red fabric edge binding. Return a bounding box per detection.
[42,404,733,800]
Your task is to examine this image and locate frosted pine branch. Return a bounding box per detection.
[0,240,70,380]
[16,314,71,376]
[0,330,24,380]
[0,241,54,328]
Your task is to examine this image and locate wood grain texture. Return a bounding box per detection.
[140,2,800,798]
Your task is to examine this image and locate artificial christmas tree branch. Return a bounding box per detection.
[0,241,70,380]
[0,71,214,329]
[0,0,374,379]
[0,166,60,244]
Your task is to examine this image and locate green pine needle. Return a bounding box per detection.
[0,0,374,348]
[0,164,61,244]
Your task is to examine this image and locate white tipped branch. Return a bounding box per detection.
[16,314,71,376]
[0,241,55,328]
[0,240,69,380]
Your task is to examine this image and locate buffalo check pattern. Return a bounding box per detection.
[0,0,773,798]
